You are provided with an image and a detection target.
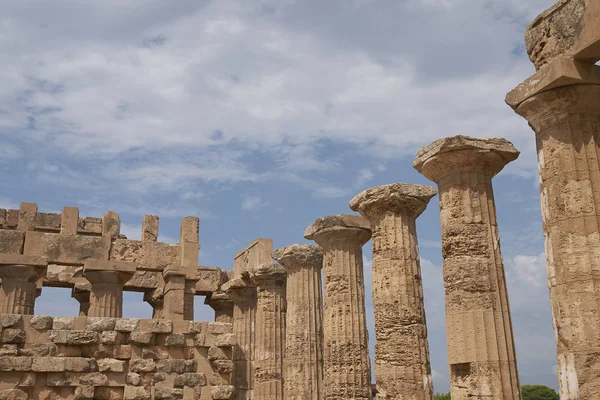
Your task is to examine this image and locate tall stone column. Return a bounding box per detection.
[350,183,436,400]
[0,255,47,315]
[206,291,234,323]
[223,277,257,400]
[249,263,287,400]
[304,214,372,400]
[273,244,324,400]
[505,3,600,395]
[414,136,521,399]
[83,259,135,318]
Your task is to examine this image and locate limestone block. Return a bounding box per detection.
[154,387,183,400]
[0,209,5,228]
[188,321,205,333]
[31,357,66,372]
[174,373,206,387]
[6,210,18,229]
[180,216,199,243]
[0,389,28,400]
[125,271,162,291]
[110,240,180,271]
[74,385,94,400]
[66,331,98,345]
[0,231,25,254]
[45,371,81,386]
[165,333,186,347]
[101,331,118,345]
[211,360,233,374]
[35,212,62,231]
[78,217,102,235]
[115,318,139,332]
[157,359,186,373]
[103,211,121,239]
[2,329,25,344]
[0,356,32,371]
[35,234,111,264]
[98,358,125,372]
[211,386,235,400]
[126,373,141,386]
[94,387,125,400]
[193,333,206,347]
[149,320,172,333]
[18,202,37,232]
[44,264,83,286]
[29,315,53,330]
[79,372,109,386]
[215,333,234,347]
[0,345,18,356]
[142,214,159,242]
[207,346,228,361]
[207,322,231,335]
[129,331,152,345]
[233,238,273,276]
[113,345,132,360]
[60,207,79,235]
[19,344,56,357]
[85,317,116,332]
[141,346,169,360]
[129,359,156,373]
[0,315,22,328]
[18,372,35,387]
[49,330,69,344]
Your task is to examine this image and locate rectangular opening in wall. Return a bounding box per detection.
[35,287,80,317]
[194,295,213,321]
[122,291,153,319]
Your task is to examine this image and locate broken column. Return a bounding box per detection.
[350,183,436,399]
[0,255,47,314]
[506,2,600,397]
[273,244,324,400]
[71,282,91,316]
[304,214,372,400]
[414,136,521,399]
[223,277,257,400]
[83,259,136,318]
[206,291,234,323]
[250,262,287,400]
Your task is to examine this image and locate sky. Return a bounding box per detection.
[0,0,560,393]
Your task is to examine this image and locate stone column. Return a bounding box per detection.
[414,136,521,399]
[273,244,324,400]
[83,259,136,318]
[304,214,372,400]
[162,268,196,321]
[144,288,164,319]
[72,283,91,316]
[223,277,257,400]
[206,291,234,323]
[0,255,47,315]
[350,183,436,400]
[505,5,600,393]
[249,262,287,400]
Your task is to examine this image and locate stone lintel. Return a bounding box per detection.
[506,58,600,108]
[83,259,137,274]
[304,214,371,245]
[233,238,273,276]
[0,254,47,267]
[414,135,519,182]
[272,245,323,271]
[350,183,437,219]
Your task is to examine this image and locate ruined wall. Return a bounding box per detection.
[0,314,233,399]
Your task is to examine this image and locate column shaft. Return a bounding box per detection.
[323,239,371,399]
[516,84,600,398]
[0,263,47,315]
[253,278,286,399]
[88,282,124,318]
[438,170,520,400]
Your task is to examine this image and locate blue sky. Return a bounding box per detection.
[0,0,558,393]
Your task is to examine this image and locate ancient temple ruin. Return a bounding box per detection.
[0,0,598,399]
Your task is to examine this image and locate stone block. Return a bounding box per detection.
[101,331,118,345]
[45,264,82,285]
[110,240,180,271]
[65,357,98,372]
[113,345,132,360]
[35,212,62,231]
[141,346,168,360]
[0,230,25,254]
[215,333,234,347]
[207,346,228,361]
[207,322,231,335]
[115,318,139,332]
[29,315,53,330]
[174,373,206,388]
[32,357,66,372]
[165,333,186,347]
[142,215,159,242]
[42,234,111,265]
[6,209,18,229]
[18,372,36,387]
[78,217,102,235]
[211,360,233,374]
[74,385,94,400]
[60,207,79,236]
[79,372,109,386]
[2,329,26,344]
[0,356,32,371]
[103,211,120,239]
[154,387,184,400]
[0,389,28,400]
[211,386,235,400]
[193,333,205,347]
[149,320,172,333]
[129,359,156,373]
[18,344,56,357]
[94,387,125,400]
[0,345,18,356]
[184,359,197,373]
[18,202,38,232]
[67,331,98,345]
[126,372,141,386]
[98,358,125,372]
[123,386,150,400]
[157,359,186,374]
[85,317,116,332]
[129,331,152,345]
[45,372,81,386]
[0,315,22,328]
[49,330,69,344]
[124,271,161,291]
[52,317,74,330]
[194,268,222,294]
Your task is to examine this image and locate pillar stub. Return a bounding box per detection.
[72,282,91,316]
[83,259,136,283]
[0,254,48,315]
[272,244,323,272]
[304,214,371,246]
[350,182,437,219]
[413,135,519,182]
[205,290,233,307]
[249,262,287,288]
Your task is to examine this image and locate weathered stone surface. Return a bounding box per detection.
[273,244,324,400]
[0,314,22,328]
[2,329,26,344]
[165,333,186,347]
[52,317,74,330]
[29,315,53,330]
[41,234,111,264]
[0,389,28,400]
[129,331,153,345]
[415,136,521,399]
[211,385,235,400]
[351,182,436,399]
[110,239,180,271]
[115,318,139,332]
[85,317,116,332]
[305,214,372,399]
[0,356,32,371]
[123,386,150,400]
[174,372,206,387]
[129,359,156,373]
[0,230,25,254]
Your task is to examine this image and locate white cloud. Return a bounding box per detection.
[241,195,263,211]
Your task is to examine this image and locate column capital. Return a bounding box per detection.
[205,290,233,307]
[249,262,286,287]
[350,182,437,219]
[83,259,136,285]
[0,254,48,282]
[413,135,519,182]
[304,214,371,247]
[272,244,323,272]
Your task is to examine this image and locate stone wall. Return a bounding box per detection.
[0,314,234,399]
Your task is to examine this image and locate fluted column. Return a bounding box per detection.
[206,291,234,323]
[414,136,521,400]
[350,183,436,400]
[249,263,287,400]
[273,244,324,400]
[223,277,257,400]
[304,214,372,400]
[512,84,600,397]
[83,260,135,318]
[0,256,47,315]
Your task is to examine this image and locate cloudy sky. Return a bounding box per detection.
[1,0,559,393]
